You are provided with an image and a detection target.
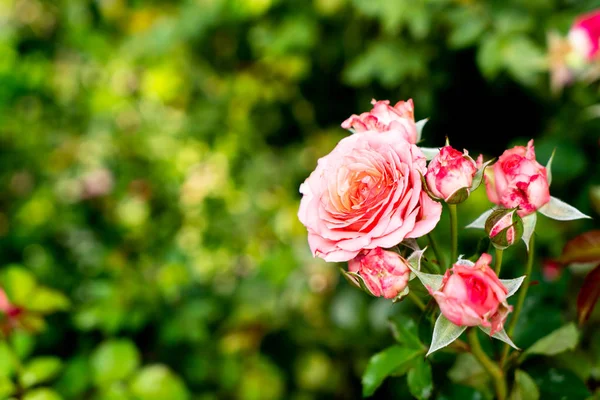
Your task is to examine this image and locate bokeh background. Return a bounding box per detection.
[0,0,599,399]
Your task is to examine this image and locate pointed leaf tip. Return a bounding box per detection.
[466,209,494,229]
[479,326,519,350]
[426,314,467,357]
[538,197,591,221]
[500,276,526,297]
[546,149,556,186]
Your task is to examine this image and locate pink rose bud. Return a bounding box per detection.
[484,140,550,217]
[341,99,418,144]
[348,248,410,299]
[485,208,524,250]
[568,9,600,61]
[430,254,511,335]
[425,146,479,204]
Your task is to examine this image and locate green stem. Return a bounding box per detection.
[407,291,426,311]
[500,234,535,367]
[427,233,444,272]
[468,329,507,400]
[494,247,504,276]
[448,204,458,267]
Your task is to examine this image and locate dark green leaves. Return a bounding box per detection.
[91,339,140,386]
[362,345,424,397]
[407,358,433,400]
[508,370,539,400]
[520,323,579,361]
[20,357,63,389]
[362,317,429,397]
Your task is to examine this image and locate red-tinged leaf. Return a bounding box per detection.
[559,230,600,264]
[577,263,600,326]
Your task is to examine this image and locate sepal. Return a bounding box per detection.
[538,196,591,221]
[426,314,467,356]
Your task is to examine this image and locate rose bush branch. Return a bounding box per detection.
[468,328,507,400]
[298,97,592,398]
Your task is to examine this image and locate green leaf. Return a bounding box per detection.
[538,197,591,222]
[0,375,15,398]
[476,34,504,79]
[0,341,17,378]
[129,365,189,400]
[448,14,487,49]
[10,331,34,360]
[22,388,62,400]
[407,358,432,399]
[95,383,131,400]
[362,345,423,397]
[20,357,63,389]
[521,323,579,361]
[1,266,36,306]
[526,366,590,399]
[27,288,70,314]
[343,42,427,88]
[502,36,545,86]
[427,314,466,356]
[54,356,91,398]
[509,370,539,400]
[91,339,140,386]
[388,317,423,350]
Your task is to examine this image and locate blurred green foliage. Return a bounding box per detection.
[0,0,598,398]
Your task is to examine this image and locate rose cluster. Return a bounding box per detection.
[298,98,586,345]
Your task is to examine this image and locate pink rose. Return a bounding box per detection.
[484,140,550,217]
[348,248,410,299]
[341,99,418,144]
[568,9,600,61]
[298,130,442,262]
[485,208,523,249]
[430,254,511,335]
[425,146,480,203]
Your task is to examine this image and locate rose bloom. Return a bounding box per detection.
[430,254,511,334]
[298,130,442,262]
[341,99,418,144]
[568,9,600,61]
[485,140,550,217]
[425,146,480,202]
[348,248,410,299]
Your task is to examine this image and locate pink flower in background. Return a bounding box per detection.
[341,99,418,144]
[348,248,410,299]
[484,140,550,217]
[430,254,511,334]
[81,168,114,199]
[542,259,563,282]
[425,146,480,202]
[0,289,22,320]
[298,130,442,262]
[568,9,600,61]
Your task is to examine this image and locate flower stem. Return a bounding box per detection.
[407,291,426,311]
[448,204,458,267]
[468,328,507,400]
[500,234,535,367]
[494,247,504,276]
[427,233,444,272]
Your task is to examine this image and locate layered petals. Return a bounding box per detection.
[298,130,442,262]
